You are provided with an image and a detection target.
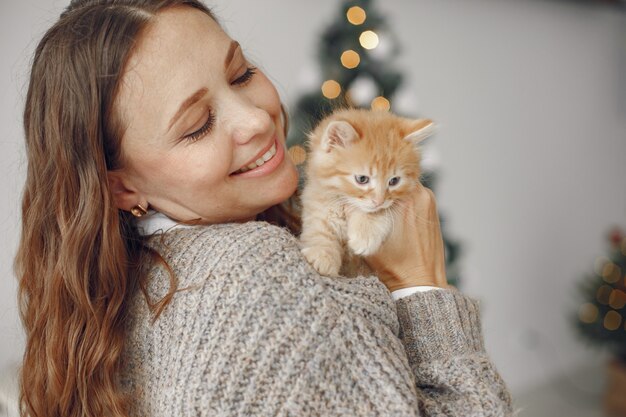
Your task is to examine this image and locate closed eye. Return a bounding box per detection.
[184,111,215,143]
[232,66,257,86]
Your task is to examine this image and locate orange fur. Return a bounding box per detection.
[299,108,435,277]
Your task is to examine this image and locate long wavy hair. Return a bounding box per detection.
[14,1,299,416]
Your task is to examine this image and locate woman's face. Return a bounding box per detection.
[108,6,299,223]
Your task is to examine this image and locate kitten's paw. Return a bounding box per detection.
[347,233,383,257]
[301,246,341,276]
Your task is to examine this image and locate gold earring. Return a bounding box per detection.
[130,203,148,217]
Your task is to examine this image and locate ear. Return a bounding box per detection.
[402,118,437,147]
[106,170,147,212]
[321,120,360,152]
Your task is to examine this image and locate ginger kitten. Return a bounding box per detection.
[299,108,436,277]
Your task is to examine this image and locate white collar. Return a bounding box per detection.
[134,209,196,236]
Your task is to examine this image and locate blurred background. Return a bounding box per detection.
[1,0,625,416]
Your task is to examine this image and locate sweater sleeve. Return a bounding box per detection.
[394,288,517,416]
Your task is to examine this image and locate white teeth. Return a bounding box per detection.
[262,145,275,161]
[233,143,278,175]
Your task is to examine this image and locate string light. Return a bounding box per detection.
[594,256,610,276]
[371,96,390,111]
[359,30,379,50]
[604,310,622,331]
[579,303,598,324]
[346,6,366,25]
[340,50,360,69]
[321,80,341,99]
[602,262,621,284]
[596,285,613,305]
[288,145,307,165]
[609,289,626,310]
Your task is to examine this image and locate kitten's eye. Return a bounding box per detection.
[354,175,369,185]
[388,177,401,186]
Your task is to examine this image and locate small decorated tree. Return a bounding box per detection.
[573,226,626,416]
[575,226,626,360]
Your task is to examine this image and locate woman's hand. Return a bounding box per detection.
[364,182,450,292]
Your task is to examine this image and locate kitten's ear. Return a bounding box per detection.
[321,120,360,152]
[402,119,437,146]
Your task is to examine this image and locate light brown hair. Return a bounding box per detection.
[14,1,298,416]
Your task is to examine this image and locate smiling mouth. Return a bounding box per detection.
[231,142,277,175]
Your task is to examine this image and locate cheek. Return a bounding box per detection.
[181,145,232,187]
[136,145,230,195]
[390,183,413,200]
[347,181,371,199]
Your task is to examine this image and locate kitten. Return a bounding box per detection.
[299,108,436,277]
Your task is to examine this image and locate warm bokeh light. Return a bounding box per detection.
[602,262,621,284]
[346,6,366,25]
[359,30,379,50]
[321,80,341,99]
[371,96,390,111]
[287,145,307,166]
[340,50,360,69]
[597,285,613,305]
[594,256,610,276]
[609,289,626,310]
[604,310,622,331]
[579,303,598,324]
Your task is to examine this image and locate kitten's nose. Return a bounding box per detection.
[372,198,385,207]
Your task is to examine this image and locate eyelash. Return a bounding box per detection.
[233,66,257,86]
[184,66,258,143]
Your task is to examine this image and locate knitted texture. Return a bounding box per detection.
[119,221,515,416]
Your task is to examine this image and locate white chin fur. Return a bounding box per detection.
[353,201,391,213]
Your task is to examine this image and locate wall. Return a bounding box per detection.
[1,0,625,400]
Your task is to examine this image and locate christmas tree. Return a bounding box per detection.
[285,0,463,288]
[574,226,626,362]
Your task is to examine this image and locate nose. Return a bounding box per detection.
[223,94,273,145]
[371,197,385,207]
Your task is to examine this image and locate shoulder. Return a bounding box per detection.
[145,220,298,260]
[121,222,402,412]
[121,228,409,416]
[135,220,396,330]
[142,221,304,285]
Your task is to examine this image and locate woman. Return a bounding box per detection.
[15,0,515,416]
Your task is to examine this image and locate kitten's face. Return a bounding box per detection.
[331,136,419,213]
[307,109,435,213]
[344,162,408,213]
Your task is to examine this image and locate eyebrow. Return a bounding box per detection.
[224,40,240,69]
[167,40,241,132]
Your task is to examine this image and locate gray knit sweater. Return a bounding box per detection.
[120,221,516,416]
